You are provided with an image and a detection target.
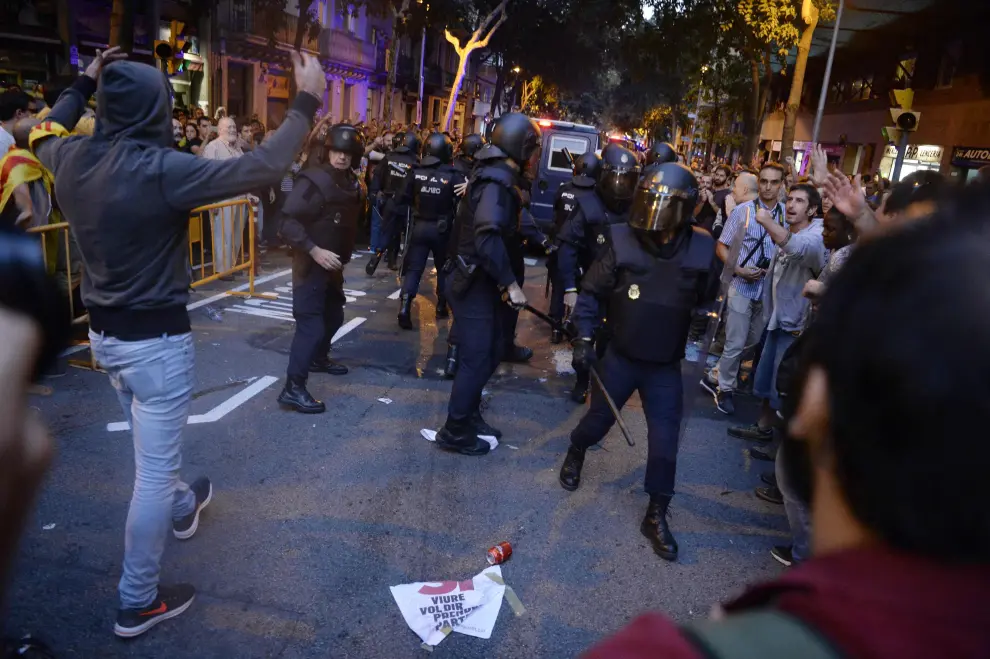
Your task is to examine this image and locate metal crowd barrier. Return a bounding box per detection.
[23,199,275,374]
[25,221,97,370]
[187,198,276,301]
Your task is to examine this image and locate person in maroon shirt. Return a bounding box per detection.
[584,184,990,659]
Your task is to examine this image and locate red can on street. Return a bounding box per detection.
[486,541,512,565]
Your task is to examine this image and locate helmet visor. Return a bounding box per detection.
[599,168,639,202]
[628,186,691,233]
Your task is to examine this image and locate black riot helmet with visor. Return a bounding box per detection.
[325,123,365,165]
[573,151,602,186]
[646,141,677,166]
[395,131,422,155]
[488,112,542,169]
[628,162,699,234]
[421,132,454,166]
[596,145,640,213]
[460,133,484,159]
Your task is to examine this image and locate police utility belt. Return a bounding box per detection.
[415,213,452,233]
[442,255,477,298]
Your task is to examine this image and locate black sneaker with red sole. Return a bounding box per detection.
[114,584,195,639]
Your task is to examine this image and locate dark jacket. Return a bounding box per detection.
[32,62,318,338]
[583,546,990,659]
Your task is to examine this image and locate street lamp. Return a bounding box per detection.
[512,66,521,74]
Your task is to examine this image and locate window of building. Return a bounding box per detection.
[828,79,848,104]
[937,41,961,88]
[850,75,873,101]
[894,56,916,87]
[345,7,358,34]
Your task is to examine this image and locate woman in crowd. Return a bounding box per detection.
[179,122,202,155]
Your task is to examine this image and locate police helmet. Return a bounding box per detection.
[628,162,699,234]
[596,146,641,213]
[646,141,677,166]
[489,112,542,168]
[421,132,454,166]
[395,131,422,154]
[573,151,602,186]
[460,133,484,158]
[325,123,365,163]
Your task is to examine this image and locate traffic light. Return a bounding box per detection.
[888,88,920,132]
[153,21,189,75]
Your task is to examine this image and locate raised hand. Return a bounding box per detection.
[290,51,327,100]
[84,46,127,81]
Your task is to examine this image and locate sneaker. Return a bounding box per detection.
[699,372,719,398]
[771,545,794,567]
[749,445,776,462]
[173,477,212,540]
[755,485,784,505]
[760,471,777,487]
[114,584,196,638]
[714,390,735,415]
[727,423,773,442]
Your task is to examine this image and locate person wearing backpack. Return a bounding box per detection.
[582,192,990,658]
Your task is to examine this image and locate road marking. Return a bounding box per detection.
[243,298,294,310]
[332,317,366,342]
[107,376,279,432]
[388,289,402,300]
[187,269,292,311]
[227,305,295,322]
[524,258,538,267]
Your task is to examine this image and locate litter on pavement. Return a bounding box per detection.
[378,397,393,404]
[390,565,510,649]
[420,428,498,450]
[42,523,56,530]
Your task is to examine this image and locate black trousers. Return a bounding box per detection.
[401,220,448,298]
[571,346,683,496]
[548,252,565,322]
[500,246,527,350]
[446,276,504,423]
[287,258,345,381]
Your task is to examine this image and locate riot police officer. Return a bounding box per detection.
[367,131,421,275]
[548,151,601,343]
[276,124,366,414]
[557,145,640,402]
[396,133,465,329]
[437,113,541,455]
[558,162,720,561]
[640,141,678,180]
[453,133,484,176]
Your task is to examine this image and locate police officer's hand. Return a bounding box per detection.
[563,291,578,311]
[571,338,595,372]
[454,182,469,197]
[506,282,527,309]
[310,246,342,271]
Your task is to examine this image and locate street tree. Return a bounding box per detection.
[442,0,508,130]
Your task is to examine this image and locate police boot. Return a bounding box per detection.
[570,371,590,404]
[641,495,678,562]
[470,409,502,439]
[387,249,398,271]
[398,294,413,330]
[502,343,533,363]
[310,357,348,376]
[443,344,459,379]
[558,445,586,491]
[550,329,563,345]
[277,377,326,414]
[435,295,450,319]
[365,252,382,276]
[435,417,491,456]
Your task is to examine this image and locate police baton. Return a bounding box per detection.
[509,299,636,448]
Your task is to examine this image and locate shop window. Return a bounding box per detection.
[894,56,916,88]
[937,41,961,89]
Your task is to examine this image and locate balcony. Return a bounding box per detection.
[219,0,318,52]
[319,28,377,72]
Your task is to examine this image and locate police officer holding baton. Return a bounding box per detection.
[276,124,366,414]
[557,162,721,561]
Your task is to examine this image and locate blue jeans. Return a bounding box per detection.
[752,328,797,410]
[90,331,197,609]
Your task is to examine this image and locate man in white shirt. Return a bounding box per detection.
[201,117,254,275]
[0,90,32,154]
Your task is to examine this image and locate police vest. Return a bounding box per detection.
[579,192,623,265]
[554,182,596,232]
[607,223,715,364]
[383,152,416,197]
[413,165,456,222]
[449,162,520,262]
[297,167,363,264]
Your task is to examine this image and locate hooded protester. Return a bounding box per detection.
[28,48,327,639]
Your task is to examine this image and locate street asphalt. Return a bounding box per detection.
[5,249,787,658]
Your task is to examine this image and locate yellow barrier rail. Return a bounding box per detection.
[187,198,276,301]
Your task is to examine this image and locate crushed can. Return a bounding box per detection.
[486,541,512,565]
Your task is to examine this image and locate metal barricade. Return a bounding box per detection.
[25,221,98,370]
[187,198,276,301]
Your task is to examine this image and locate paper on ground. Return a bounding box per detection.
[390,565,506,647]
[420,428,498,450]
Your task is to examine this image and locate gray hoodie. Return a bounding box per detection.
[34,62,319,338]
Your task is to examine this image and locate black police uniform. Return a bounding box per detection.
[276,128,365,414]
[436,113,541,456]
[367,137,419,274]
[549,177,597,326]
[397,147,465,328]
[559,163,719,562]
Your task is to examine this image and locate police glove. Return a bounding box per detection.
[571,338,595,372]
[503,282,527,309]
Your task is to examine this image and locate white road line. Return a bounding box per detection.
[61,344,90,357]
[243,298,294,310]
[187,269,292,311]
[227,306,295,322]
[332,317,366,343]
[388,289,402,300]
[108,376,279,432]
[524,258,538,267]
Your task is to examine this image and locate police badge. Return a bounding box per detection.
[628,284,640,300]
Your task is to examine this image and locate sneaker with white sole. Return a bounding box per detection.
[114,583,195,638]
[771,545,794,567]
[172,477,212,540]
